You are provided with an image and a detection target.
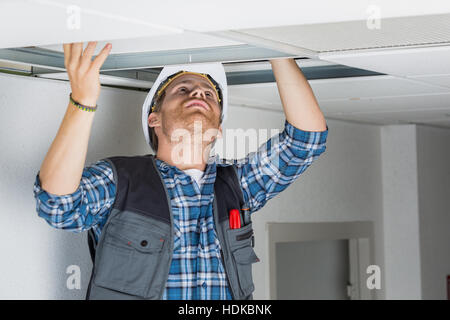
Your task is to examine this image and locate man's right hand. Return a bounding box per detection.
[63,41,112,107]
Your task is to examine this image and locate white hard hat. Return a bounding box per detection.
[142,62,228,151]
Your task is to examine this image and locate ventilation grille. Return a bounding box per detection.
[238,13,450,53]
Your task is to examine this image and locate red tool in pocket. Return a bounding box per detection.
[229,209,241,229]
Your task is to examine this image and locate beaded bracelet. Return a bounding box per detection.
[69,93,98,112]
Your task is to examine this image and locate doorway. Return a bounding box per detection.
[276,239,350,299]
[267,221,375,300]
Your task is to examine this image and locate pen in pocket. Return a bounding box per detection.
[229,209,241,229]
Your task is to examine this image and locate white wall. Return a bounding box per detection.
[0,72,385,299]
[416,125,450,300]
[380,125,422,299]
[0,72,149,299]
[379,124,450,300]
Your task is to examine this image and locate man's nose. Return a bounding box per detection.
[190,87,206,99]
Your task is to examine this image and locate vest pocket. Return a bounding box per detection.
[226,223,260,298]
[93,220,166,298]
[233,246,259,296]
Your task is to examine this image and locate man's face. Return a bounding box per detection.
[148,73,223,145]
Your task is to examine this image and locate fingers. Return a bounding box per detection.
[91,43,112,72]
[63,43,70,66]
[80,41,97,68]
[63,41,111,74]
[70,42,83,66]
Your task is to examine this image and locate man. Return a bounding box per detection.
[33,41,328,300]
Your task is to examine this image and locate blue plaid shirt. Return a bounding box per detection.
[33,119,328,299]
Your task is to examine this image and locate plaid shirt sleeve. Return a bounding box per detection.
[32,159,116,232]
[233,119,329,214]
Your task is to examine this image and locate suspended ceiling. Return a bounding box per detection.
[1,0,450,128]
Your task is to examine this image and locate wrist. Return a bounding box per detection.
[70,93,97,107]
[69,93,98,112]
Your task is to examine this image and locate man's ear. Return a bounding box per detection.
[148,112,161,128]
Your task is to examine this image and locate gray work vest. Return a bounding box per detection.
[85,154,259,300]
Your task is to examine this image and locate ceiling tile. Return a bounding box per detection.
[410,74,450,89]
[310,76,450,100]
[329,109,450,128]
[320,45,450,77]
[241,13,450,53]
[4,1,450,49]
[228,75,450,110]
[320,93,450,114]
[38,32,243,55]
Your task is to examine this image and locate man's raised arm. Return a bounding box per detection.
[39,41,111,195]
[227,58,328,214]
[270,58,327,132]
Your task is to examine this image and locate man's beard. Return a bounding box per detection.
[158,107,220,165]
[160,106,220,145]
